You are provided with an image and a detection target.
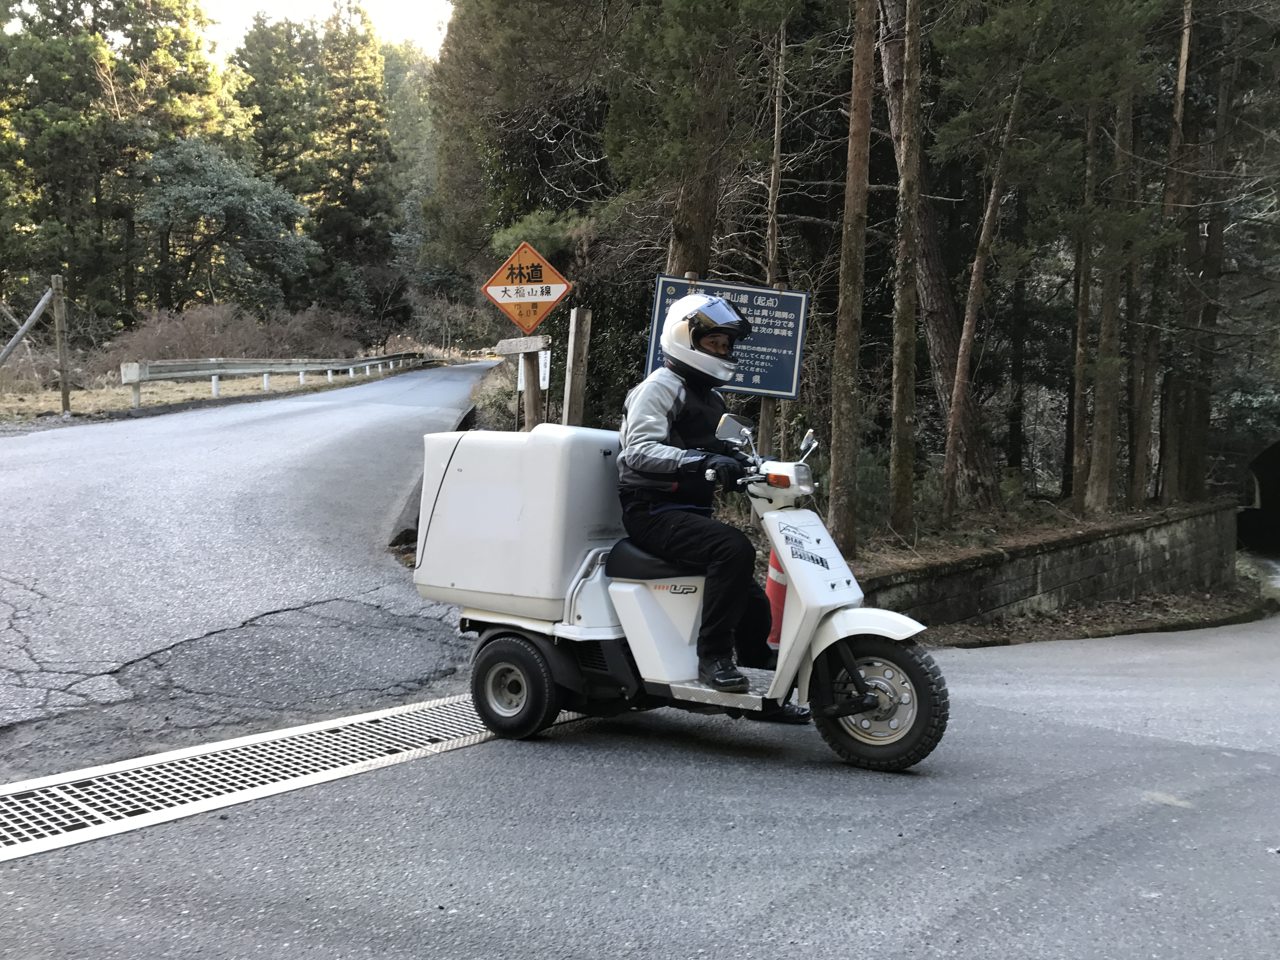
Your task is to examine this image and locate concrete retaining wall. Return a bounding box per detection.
[860,502,1237,625]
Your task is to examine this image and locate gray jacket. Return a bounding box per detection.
[617,366,729,508]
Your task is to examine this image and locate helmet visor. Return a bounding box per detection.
[687,298,752,344]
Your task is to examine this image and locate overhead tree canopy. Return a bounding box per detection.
[1,0,1277,532]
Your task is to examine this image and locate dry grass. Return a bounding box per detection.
[0,316,482,424]
[0,367,413,422]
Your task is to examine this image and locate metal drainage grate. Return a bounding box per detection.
[0,695,573,863]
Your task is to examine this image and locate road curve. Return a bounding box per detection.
[0,364,490,778]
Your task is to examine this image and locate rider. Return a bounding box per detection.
[617,292,810,723]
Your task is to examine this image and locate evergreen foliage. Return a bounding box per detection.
[1,0,1277,524]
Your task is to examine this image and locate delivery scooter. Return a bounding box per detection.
[413,416,948,771]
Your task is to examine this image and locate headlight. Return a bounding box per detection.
[793,463,814,495]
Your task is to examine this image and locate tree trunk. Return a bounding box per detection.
[1007,195,1028,484]
[888,0,920,534]
[1084,91,1134,516]
[1157,0,1195,505]
[878,0,1001,511]
[1176,166,1207,501]
[759,21,787,459]
[942,69,1026,521]
[1071,107,1097,516]
[827,0,876,556]
[1124,259,1151,506]
[1180,13,1240,502]
[123,216,136,309]
[158,226,174,311]
[665,53,732,277]
[666,172,721,277]
[1062,315,1077,499]
[1160,371,1188,504]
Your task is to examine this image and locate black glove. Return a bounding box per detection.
[703,453,746,490]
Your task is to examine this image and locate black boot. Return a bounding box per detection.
[745,699,812,725]
[698,657,750,693]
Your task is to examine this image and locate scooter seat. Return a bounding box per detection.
[605,539,706,580]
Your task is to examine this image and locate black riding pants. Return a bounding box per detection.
[621,504,773,666]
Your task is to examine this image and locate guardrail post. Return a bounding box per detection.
[298,371,305,385]
[348,367,354,377]
[131,382,141,408]
[211,375,220,398]
[327,370,333,383]
[263,373,270,391]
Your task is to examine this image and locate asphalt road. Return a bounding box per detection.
[0,364,489,780]
[2,619,1277,960]
[3,369,1278,958]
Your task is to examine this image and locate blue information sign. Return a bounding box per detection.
[646,275,810,399]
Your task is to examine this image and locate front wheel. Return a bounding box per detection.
[812,635,949,772]
[471,635,561,739]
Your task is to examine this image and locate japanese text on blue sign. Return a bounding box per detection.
[647,276,810,399]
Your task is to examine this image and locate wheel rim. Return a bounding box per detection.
[484,663,528,718]
[833,655,919,746]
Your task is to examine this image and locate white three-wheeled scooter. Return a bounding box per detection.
[413,417,948,771]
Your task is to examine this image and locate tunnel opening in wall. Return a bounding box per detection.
[1238,440,1280,552]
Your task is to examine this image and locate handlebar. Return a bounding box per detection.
[704,468,764,487]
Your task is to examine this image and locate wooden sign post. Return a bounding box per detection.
[483,243,576,431]
[51,275,70,417]
[495,335,550,431]
[561,307,591,427]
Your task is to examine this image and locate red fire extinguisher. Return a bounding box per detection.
[765,549,787,650]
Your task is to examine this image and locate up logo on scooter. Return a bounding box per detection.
[654,583,698,594]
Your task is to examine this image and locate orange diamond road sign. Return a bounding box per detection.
[482,242,572,334]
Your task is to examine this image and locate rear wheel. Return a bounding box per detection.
[471,636,561,739]
[812,635,948,772]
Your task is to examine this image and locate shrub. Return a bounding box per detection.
[93,304,365,380]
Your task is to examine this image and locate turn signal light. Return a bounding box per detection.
[766,474,791,488]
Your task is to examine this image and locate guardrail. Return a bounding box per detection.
[120,352,429,409]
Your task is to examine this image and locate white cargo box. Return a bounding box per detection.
[414,424,625,621]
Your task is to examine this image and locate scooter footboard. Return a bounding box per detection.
[795,607,925,704]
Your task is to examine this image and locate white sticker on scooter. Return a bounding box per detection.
[789,545,829,569]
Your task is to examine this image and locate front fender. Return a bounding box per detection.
[796,607,925,705]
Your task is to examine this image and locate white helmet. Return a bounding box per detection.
[659,293,753,384]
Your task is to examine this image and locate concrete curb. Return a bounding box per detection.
[927,598,1279,649]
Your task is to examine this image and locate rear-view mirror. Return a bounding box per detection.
[715,414,755,443]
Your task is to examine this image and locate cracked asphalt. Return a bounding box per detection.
[0,364,490,781]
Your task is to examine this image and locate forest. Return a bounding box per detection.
[2,0,1278,547]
